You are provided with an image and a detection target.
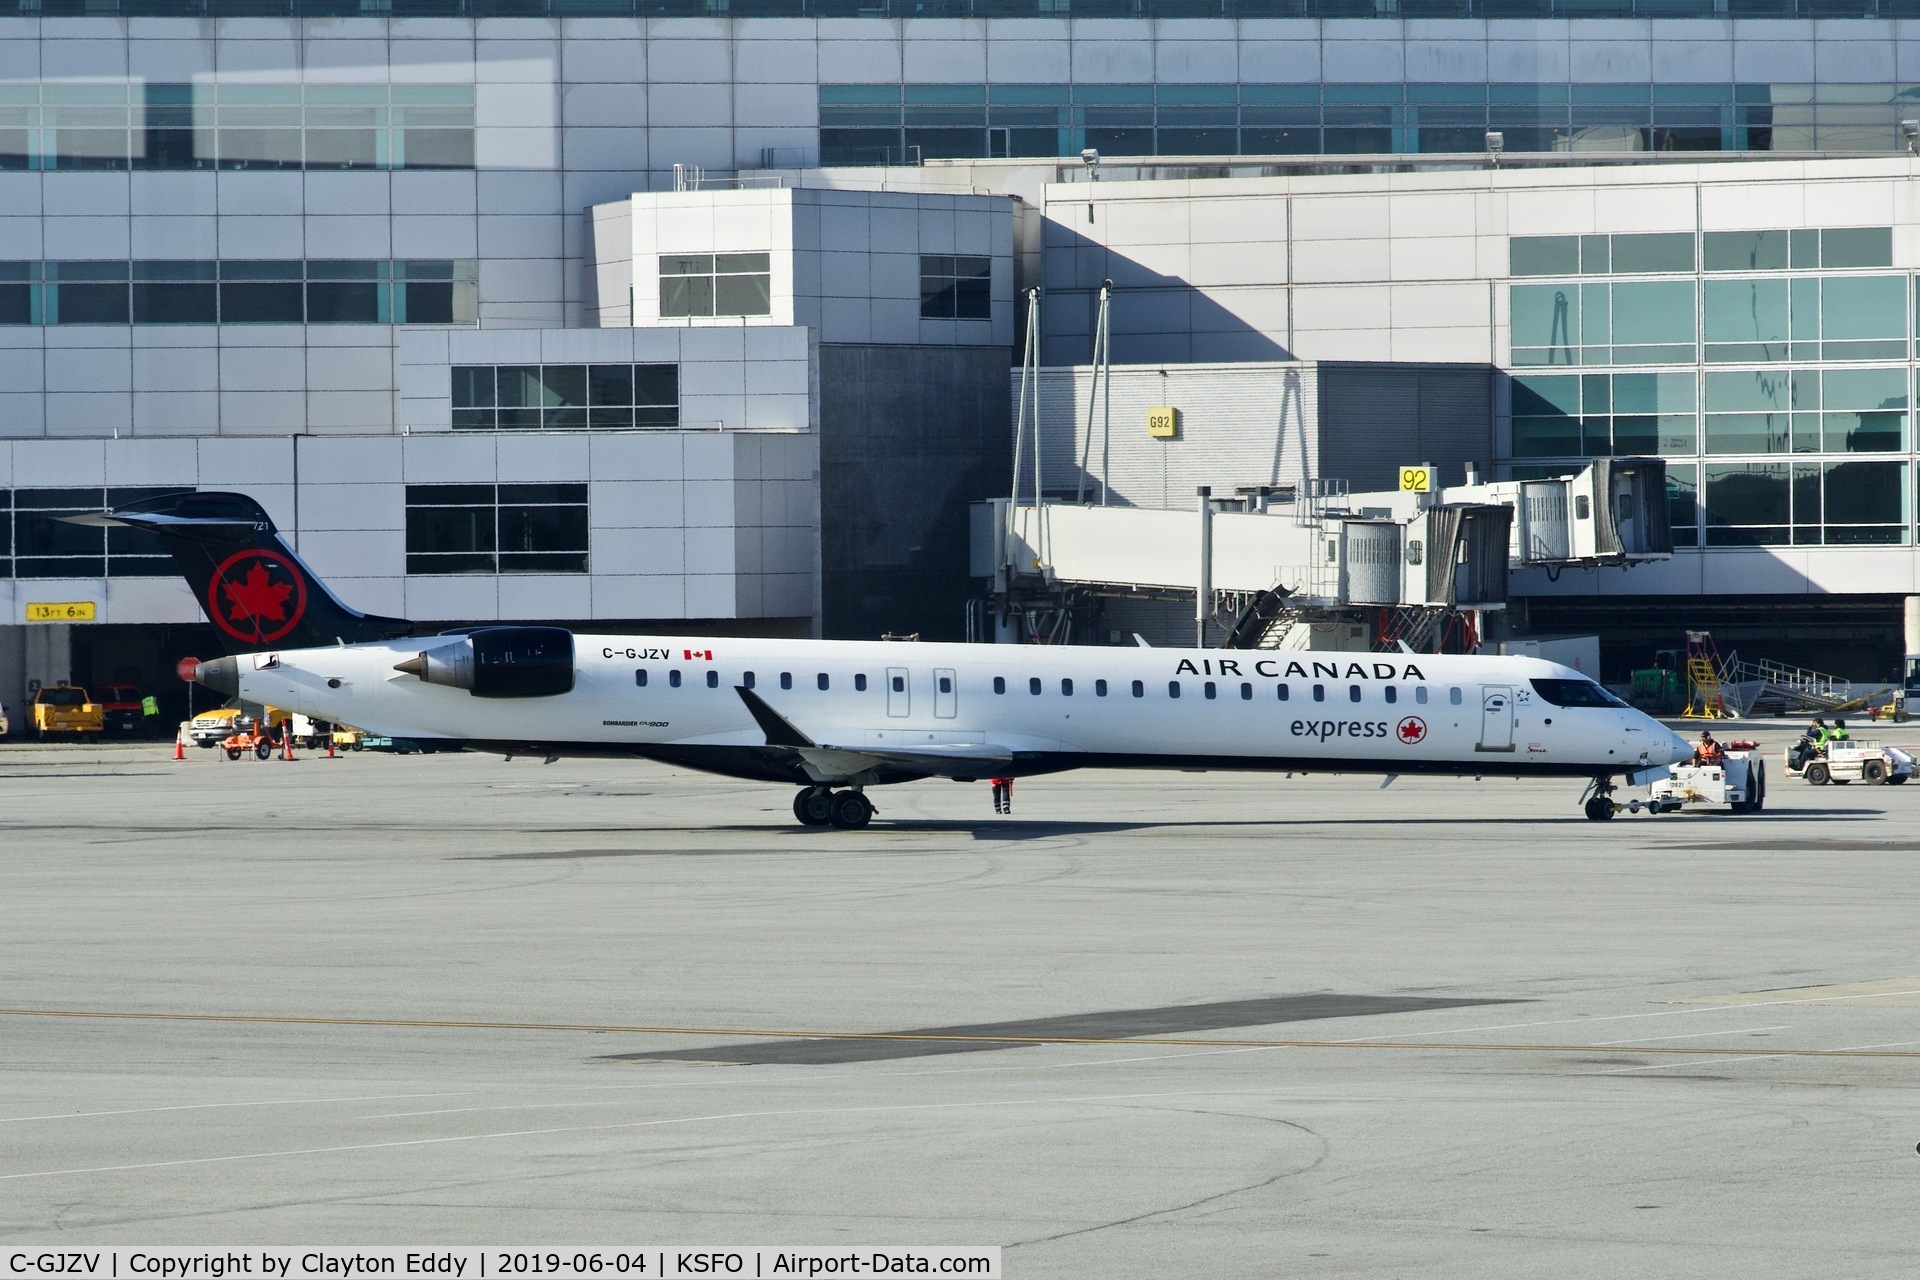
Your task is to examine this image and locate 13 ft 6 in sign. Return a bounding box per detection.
[25,601,95,622]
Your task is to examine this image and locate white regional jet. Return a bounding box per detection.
[83,492,1700,828]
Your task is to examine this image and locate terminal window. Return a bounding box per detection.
[0,82,473,173]
[659,254,772,319]
[451,363,678,430]
[0,259,475,326]
[1703,460,1909,546]
[405,484,590,576]
[817,82,1920,165]
[1511,273,1913,368]
[920,256,992,320]
[3,487,179,579]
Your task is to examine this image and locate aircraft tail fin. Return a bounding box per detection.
[66,490,414,655]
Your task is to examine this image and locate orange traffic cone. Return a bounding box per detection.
[173,728,185,761]
[281,729,295,761]
[326,734,337,759]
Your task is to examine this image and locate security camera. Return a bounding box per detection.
[1485,130,1504,153]
[1081,148,1099,166]
[1904,120,1918,153]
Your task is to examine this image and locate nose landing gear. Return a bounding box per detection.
[1581,776,1618,821]
[791,785,875,829]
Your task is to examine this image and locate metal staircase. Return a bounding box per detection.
[1680,631,1731,719]
[1721,655,1859,716]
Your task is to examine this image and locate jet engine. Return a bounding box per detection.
[393,626,575,698]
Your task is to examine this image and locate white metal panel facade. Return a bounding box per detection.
[1018,361,1319,512]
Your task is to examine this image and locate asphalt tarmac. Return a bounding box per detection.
[3,724,1918,1276]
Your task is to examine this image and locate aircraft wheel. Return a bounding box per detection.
[828,790,874,829]
[1806,762,1830,786]
[1583,796,1614,822]
[1863,760,1888,785]
[793,786,833,827]
[225,747,241,760]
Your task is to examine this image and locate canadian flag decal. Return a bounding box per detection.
[684,648,713,661]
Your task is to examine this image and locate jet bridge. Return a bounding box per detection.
[970,458,1670,645]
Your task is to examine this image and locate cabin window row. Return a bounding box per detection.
[631,669,1469,707]
[991,677,1465,704]
[635,669,886,692]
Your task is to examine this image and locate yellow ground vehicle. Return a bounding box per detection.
[30,684,103,739]
[187,706,245,748]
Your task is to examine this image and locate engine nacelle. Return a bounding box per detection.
[393,626,575,698]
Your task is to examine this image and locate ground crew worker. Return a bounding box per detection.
[1693,730,1724,766]
[1829,718,1851,746]
[1790,717,1827,770]
[990,777,1013,814]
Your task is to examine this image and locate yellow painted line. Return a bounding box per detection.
[2,1006,1918,1060]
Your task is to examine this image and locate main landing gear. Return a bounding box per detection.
[792,785,875,829]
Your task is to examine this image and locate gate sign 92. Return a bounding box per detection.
[1399,466,1433,493]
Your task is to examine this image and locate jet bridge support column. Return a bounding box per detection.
[1197,486,1213,648]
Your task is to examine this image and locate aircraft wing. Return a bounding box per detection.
[735,686,1014,782]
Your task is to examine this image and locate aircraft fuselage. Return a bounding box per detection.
[207,634,1692,786]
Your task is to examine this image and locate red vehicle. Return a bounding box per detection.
[94,684,148,736]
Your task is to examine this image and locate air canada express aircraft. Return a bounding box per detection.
[80,491,1698,829]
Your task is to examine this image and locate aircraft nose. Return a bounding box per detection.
[1660,727,1692,765]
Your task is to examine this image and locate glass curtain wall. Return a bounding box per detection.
[1507,227,1914,549]
[820,83,1920,165]
[0,84,473,173]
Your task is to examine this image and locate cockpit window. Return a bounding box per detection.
[1530,678,1628,708]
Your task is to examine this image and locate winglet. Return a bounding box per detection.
[735,686,815,748]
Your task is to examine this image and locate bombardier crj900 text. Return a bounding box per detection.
[81,491,1701,828]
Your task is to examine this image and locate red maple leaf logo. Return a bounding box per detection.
[1396,716,1427,745]
[206,549,307,645]
[223,563,293,626]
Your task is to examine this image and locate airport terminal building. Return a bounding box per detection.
[8,10,1920,715]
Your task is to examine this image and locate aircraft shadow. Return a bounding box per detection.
[604,992,1523,1067]
[458,811,1881,852]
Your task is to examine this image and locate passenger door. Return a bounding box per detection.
[933,668,957,719]
[886,666,910,718]
[1478,685,1515,752]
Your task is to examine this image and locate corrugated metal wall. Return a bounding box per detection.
[1318,363,1494,493]
[1014,362,1320,512]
